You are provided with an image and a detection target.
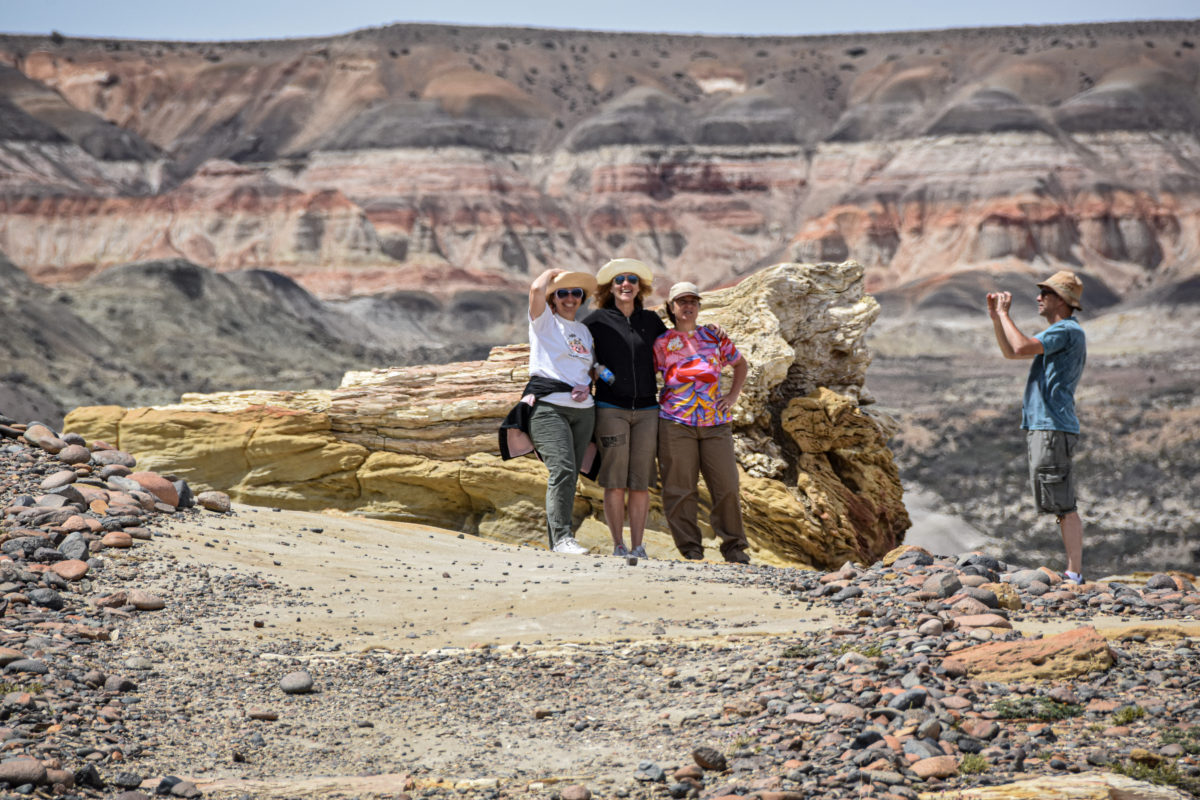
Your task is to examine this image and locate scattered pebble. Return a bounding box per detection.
[279,670,315,695]
[0,414,1197,799]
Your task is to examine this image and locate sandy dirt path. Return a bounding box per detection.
[156,504,833,654]
[154,503,1189,655]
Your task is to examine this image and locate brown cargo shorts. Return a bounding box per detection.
[1026,429,1078,515]
[594,406,659,490]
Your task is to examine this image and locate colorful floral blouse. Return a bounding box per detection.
[653,327,742,426]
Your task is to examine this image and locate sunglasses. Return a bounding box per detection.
[554,288,585,299]
[612,274,640,285]
[1038,288,1057,299]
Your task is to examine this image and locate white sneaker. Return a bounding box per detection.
[552,537,589,555]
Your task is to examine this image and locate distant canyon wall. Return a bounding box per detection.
[1,21,1199,303]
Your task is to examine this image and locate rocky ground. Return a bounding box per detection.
[1,413,1199,799]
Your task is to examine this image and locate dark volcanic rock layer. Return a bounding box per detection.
[0,250,517,425]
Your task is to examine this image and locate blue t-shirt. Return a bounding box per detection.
[1022,317,1086,433]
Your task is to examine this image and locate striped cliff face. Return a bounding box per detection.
[0,21,1197,309]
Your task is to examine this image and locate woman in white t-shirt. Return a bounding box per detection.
[528,268,599,554]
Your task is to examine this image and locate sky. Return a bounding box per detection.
[2,0,1196,40]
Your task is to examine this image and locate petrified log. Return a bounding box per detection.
[65,261,909,568]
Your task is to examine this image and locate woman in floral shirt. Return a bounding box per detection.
[653,282,750,563]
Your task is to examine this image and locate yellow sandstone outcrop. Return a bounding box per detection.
[65,261,910,568]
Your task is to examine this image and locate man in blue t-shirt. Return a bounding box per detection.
[987,270,1087,584]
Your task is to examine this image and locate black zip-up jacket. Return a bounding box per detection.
[583,306,667,409]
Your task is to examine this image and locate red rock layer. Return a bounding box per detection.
[2,22,1199,302]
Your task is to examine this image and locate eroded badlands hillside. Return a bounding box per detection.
[1,20,1199,308]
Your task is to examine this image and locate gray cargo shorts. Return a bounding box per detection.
[1026,429,1078,516]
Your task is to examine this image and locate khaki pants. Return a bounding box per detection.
[657,419,748,562]
[594,407,659,490]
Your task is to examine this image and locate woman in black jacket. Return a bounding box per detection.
[583,258,666,559]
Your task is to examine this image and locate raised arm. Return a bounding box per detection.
[987,291,1044,359]
[529,268,564,320]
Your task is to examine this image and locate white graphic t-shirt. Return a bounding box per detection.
[528,307,594,408]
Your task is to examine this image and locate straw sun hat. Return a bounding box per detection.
[596,258,653,288]
[1036,270,1084,310]
[545,271,598,300]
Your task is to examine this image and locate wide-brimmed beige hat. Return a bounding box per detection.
[667,281,702,303]
[1036,270,1083,310]
[545,271,597,300]
[596,258,653,288]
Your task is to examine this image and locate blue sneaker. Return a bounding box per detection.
[613,544,629,557]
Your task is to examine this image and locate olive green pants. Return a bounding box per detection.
[529,402,595,547]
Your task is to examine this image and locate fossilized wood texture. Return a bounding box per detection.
[63,262,909,567]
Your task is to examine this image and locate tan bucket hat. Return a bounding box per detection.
[1036,270,1083,310]
[545,271,597,301]
[667,281,702,303]
[596,258,653,288]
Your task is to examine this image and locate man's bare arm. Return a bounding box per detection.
[987,291,1044,359]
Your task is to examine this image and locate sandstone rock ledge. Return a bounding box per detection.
[65,261,909,568]
[919,771,1194,799]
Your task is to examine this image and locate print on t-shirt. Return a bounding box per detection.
[565,330,589,357]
